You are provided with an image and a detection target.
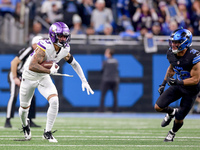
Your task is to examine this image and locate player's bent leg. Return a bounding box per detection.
[155,104,178,127]
[19,106,31,140]
[43,95,59,143]
[161,108,178,127]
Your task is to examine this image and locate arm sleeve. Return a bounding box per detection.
[70,57,87,82]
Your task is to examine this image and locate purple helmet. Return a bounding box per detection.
[49,22,71,48]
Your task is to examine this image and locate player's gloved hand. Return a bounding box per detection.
[167,77,183,86]
[50,62,60,75]
[82,80,94,95]
[158,85,165,95]
[158,80,167,95]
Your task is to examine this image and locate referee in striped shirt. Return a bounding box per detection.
[4,36,42,128]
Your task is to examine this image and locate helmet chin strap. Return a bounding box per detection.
[55,41,66,48]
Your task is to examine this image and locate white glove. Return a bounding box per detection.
[82,80,94,95]
[50,62,59,75]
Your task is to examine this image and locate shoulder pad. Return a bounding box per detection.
[37,39,52,52]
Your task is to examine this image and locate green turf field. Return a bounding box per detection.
[0,115,200,150]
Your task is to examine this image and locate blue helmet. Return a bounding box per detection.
[49,22,71,48]
[169,28,192,54]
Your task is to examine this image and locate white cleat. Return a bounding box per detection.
[43,129,58,143]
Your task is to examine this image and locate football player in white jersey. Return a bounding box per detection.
[19,22,94,142]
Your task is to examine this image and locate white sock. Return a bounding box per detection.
[170,108,176,115]
[46,96,59,132]
[19,107,29,127]
[170,129,176,134]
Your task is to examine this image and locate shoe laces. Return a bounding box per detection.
[19,125,30,134]
[45,130,57,139]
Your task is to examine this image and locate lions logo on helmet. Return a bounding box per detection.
[169,28,192,54]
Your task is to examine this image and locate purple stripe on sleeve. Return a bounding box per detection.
[38,42,46,50]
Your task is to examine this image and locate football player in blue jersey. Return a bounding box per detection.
[155,28,200,142]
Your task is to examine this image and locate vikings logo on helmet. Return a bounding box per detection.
[51,25,57,33]
[49,22,71,48]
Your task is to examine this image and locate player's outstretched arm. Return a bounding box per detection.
[64,53,94,95]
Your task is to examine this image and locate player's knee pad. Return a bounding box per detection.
[19,106,29,116]
[49,96,59,110]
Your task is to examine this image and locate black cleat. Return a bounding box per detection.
[164,131,175,142]
[43,129,58,143]
[4,119,12,128]
[161,108,178,127]
[21,119,31,140]
[30,120,41,128]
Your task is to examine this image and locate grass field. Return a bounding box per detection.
[0,113,200,150]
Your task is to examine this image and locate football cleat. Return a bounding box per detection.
[164,130,175,142]
[161,108,178,127]
[21,119,31,140]
[43,129,58,143]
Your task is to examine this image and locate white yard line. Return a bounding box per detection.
[0,135,200,139]
[0,144,199,148]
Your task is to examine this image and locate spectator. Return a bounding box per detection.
[86,26,95,35]
[99,48,119,112]
[119,17,138,39]
[152,21,162,35]
[132,2,158,31]
[40,0,63,24]
[103,23,113,35]
[128,0,141,31]
[62,0,79,28]
[70,14,87,35]
[29,21,43,44]
[0,0,20,17]
[157,1,167,25]
[78,0,94,27]
[90,0,113,34]
[191,0,200,36]
[45,3,63,24]
[177,0,190,28]
[162,20,178,36]
[116,0,130,27]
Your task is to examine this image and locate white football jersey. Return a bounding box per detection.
[23,39,70,80]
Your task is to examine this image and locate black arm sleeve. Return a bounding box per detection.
[67,55,74,64]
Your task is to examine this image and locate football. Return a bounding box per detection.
[40,61,59,69]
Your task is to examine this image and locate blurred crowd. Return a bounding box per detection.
[0,0,200,40]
